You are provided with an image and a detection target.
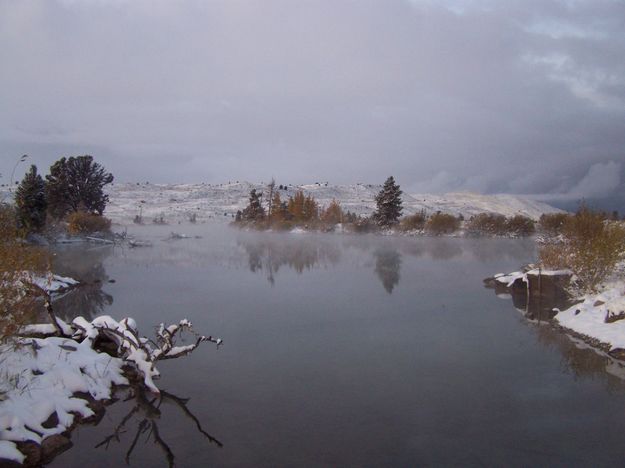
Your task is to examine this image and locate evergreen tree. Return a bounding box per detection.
[15,165,47,232]
[373,176,403,226]
[242,189,265,221]
[46,155,114,218]
[266,178,276,219]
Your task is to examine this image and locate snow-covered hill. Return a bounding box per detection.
[103,181,562,224]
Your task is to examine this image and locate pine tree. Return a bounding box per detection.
[266,178,276,219]
[242,189,265,221]
[373,176,403,227]
[15,165,47,232]
[46,155,114,218]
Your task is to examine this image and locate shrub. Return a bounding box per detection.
[349,216,378,233]
[0,204,49,341]
[538,212,570,236]
[426,212,460,235]
[466,213,507,236]
[67,212,111,235]
[539,207,625,292]
[399,211,427,231]
[506,215,535,237]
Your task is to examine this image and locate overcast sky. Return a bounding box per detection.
[1,0,624,202]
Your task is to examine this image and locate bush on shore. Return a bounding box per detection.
[0,204,49,341]
[426,212,460,235]
[67,211,112,235]
[539,206,625,292]
[399,211,427,232]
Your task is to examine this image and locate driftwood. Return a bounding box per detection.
[19,299,222,393]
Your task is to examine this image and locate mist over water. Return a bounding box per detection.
[50,225,625,467]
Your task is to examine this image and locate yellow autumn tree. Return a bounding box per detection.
[321,199,343,225]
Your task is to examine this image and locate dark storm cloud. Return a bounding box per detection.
[1,0,623,199]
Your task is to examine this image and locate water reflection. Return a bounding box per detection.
[373,248,401,294]
[50,245,114,320]
[531,323,625,388]
[90,385,222,467]
[237,233,536,294]
[238,235,341,285]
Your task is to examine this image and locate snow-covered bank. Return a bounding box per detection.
[103,182,562,224]
[0,314,220,465]
[490,264,625,358]
[555,285,625,353]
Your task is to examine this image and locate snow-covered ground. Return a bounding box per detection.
[103,181,562,224]
[494,263,625,356]
[555,280,625,352]
[0,313,218,464]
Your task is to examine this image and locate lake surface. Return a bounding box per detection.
[49,224,625,467]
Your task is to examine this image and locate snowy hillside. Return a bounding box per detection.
[103,182,562,224]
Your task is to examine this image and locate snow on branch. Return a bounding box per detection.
[1,307,221,464]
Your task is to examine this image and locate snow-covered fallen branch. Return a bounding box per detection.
[0,309,221,464]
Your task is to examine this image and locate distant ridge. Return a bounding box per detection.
[104,182,563,223]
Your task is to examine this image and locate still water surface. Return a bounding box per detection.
[50,225,625,467]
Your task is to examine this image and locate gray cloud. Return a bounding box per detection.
[1,0,624,201]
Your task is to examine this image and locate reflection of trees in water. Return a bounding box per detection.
[94,385,222,467]
[53,281,114,321]
[426,239,463,260]
[239,236,341,284]
[50,246,114,320]
[531,324,625,392]
[373,248,401,294]
[468,237,536,263]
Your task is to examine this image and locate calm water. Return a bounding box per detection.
[49,224,625,467]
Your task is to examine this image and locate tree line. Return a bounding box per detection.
[11,155,113,235]
[234,175,543,237]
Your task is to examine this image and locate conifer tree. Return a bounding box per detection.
[373,176,403,226]
[266,178,276,219]
[242,189,265,221]
[15,165,47,232]
[46,155,114,218]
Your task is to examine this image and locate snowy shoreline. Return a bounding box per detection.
[0,312,220,465]
[491,266,625,361]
